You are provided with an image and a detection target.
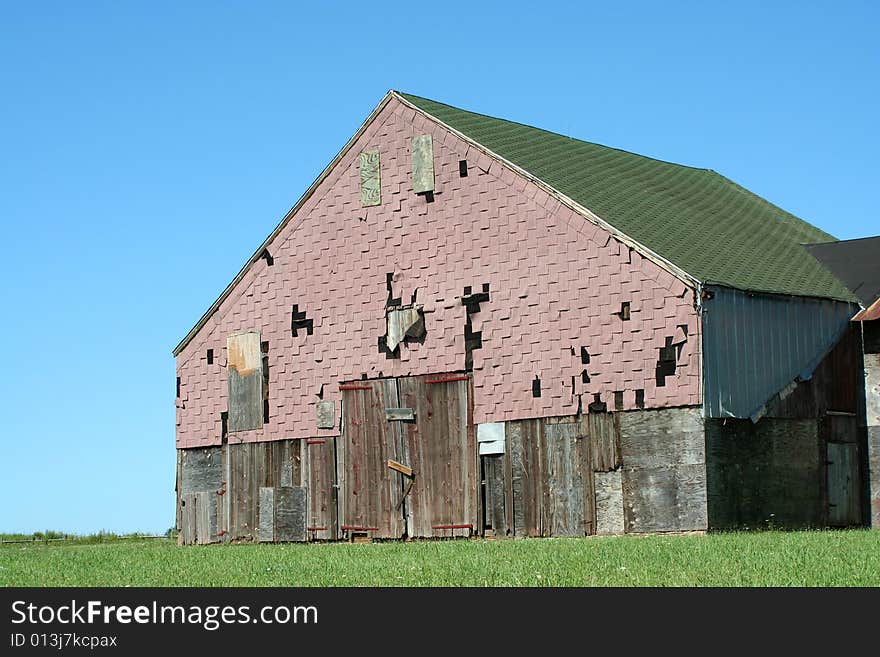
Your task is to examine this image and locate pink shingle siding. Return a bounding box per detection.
[175,97,701,448]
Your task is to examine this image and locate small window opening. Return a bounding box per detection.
[207,349,214,365]
[532,376,541,398]
[635,389,645,408]
[459,160,468,177]
[614,391,624,410]
[260,249,274,266]
[620,302,631,321]
[176,377,181,398]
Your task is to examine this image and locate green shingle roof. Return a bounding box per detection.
[399,92,854,302]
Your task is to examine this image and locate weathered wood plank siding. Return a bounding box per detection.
[227,440,303,541]
[275,487,308,542]
[589,412,621,473]
[180,491,217,545]
[619,407,707,533]
[484,455,509,536]
[505,415,593,537]
[177,447,224,545]
[179,439,312,544]
[339,380,406,539]
[398,375,477,538]
[258,487,275,542]
[304,438,338,539]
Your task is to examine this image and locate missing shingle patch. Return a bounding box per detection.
[291,304,314,336]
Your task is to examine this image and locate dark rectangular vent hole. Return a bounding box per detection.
[206,349,214,365]
[176,377,180,398]
[532,376,541,398]
[620,302,631,321]
[635,389,645,408]
[614,391,624,410]
[263,399,270,424]
[459,160,468,177]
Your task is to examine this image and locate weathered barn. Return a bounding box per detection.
[173,91,873,544]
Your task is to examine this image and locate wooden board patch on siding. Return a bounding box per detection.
[180,491,217,545]
[594,470,624,535]
[359,150,381,206]
[227,331,263,432]
[411,134,434,193]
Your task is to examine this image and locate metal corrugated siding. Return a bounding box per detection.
[702,286,857,419]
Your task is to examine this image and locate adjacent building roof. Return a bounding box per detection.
[853,299,880,322]
[804,236,880,308]
[400,93,855,302]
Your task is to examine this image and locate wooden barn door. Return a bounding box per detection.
[303,437,338,540]
[398,374,478,538]
[826,441,860,526]
[339,379,408,539]
[339,374,477,539]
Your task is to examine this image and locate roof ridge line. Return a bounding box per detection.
[395,91,714,173]
[392,91,702,291]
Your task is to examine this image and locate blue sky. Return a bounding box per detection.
[1,1,876,533]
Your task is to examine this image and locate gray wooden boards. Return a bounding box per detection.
[495,408,707,537]
[316,400,336,429]
[178,438,337,544]
[506,417,592,537]
[180,491,218,545]
[227,331,263,432]
[359,150,381,206]
[411,134,434,193]
[177,448,223,546]
[258,487,308,542]
[619,407,707,533]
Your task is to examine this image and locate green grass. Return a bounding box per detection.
[2,531,878,587]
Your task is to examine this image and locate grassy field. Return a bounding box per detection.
[2,530,879,587]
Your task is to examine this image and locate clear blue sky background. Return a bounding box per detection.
[1,2,876,534]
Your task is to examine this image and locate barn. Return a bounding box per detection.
[173,91,873,544]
